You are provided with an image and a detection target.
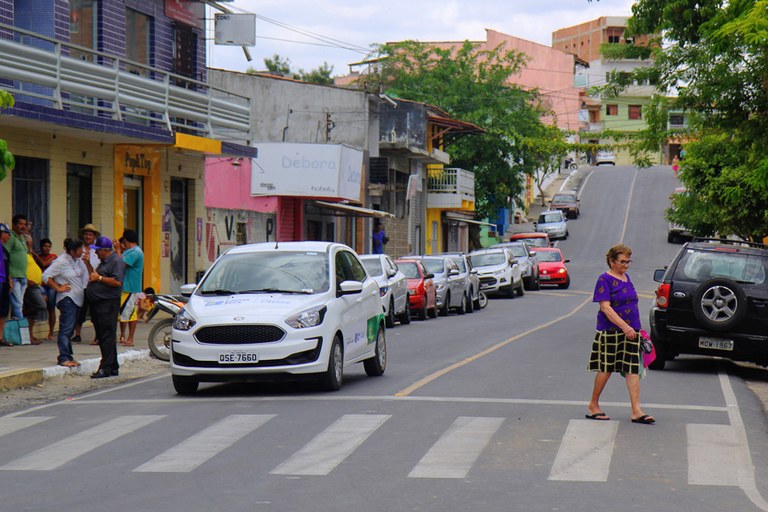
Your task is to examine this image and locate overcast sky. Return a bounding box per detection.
[206,0,636,76]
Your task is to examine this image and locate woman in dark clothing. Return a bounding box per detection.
[586,244,655,424]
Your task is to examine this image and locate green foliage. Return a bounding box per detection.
[600,43,653,60]
[0,90,14,182]
[605,0,768,239]
[374,40,561,219]
[249,54,335,85]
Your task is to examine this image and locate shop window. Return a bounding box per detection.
[628,105,642,120]
[606,104,619,116]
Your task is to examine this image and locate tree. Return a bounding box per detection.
[374,40,559,219]
[248,54,335,85]
[603,0,768,241]
[0,90,15,182]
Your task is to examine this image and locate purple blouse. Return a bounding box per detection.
[593,272,641,331]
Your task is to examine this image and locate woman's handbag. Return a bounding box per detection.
[639,329,656,368]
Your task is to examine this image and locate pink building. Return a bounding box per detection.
[427,29,580,131]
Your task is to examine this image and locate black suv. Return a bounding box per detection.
[649,239,768,369]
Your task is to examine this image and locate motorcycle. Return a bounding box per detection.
[146,293,187,361]
[563,157,578,171]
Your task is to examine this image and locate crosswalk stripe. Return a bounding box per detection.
[0,417,52,437]
[134,414,275,473]
[408,416,504,479]
[548,419,618,482]
[271,414,390,476]
[688,424,739,486]
[0,415,163,471]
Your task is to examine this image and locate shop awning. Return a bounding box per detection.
[312,201,395,219]
[445,212,496,227]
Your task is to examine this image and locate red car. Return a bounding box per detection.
[395,258,438,320]
[534,247,570,288]
[509,232,551,248]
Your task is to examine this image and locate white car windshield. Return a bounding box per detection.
[503,245,527,258]
[538,212,563,224]
[361,258,384,277]
[552,194,576,203]
[420,259,445,274]
[198,251,330,295]
[471,253,506,267]
[450,257,467,272]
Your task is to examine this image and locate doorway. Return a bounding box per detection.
[170,178,188,291]
[123,175,143,242]
[12,156,49,244]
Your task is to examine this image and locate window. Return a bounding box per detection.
[67,163,93,239]
[669,114,685,126]
[126,8,151,76]
[628,105,642,120]
[606,104,619,116]
[69,0,97,60]
[608,35,620,44]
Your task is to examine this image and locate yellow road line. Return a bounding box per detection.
[395,297,592,397]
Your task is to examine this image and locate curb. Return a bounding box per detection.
[0,349,153,391]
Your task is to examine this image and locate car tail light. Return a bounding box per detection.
[656,283,670,308]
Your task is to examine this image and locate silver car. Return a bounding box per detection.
[406,256,469,315]
[490,241,540,290]
[534,210,569,240]
[360,254,410,328]
[437,252,481,312]
[469,248,525,297]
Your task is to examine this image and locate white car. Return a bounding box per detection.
[534,210,569,240]
[595,150,616,165]
[359,254,410,327]
[170,242,386,394]
[469,248,525,297]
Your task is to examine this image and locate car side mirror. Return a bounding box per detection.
[448,269,459,276]
[470,268,478,275]
[564,259,571,263]
[338,280,364,296]
[387,268,397,277]
[509,258,518,266]
[653,269,666,282]
[424,273,435,279]
[180,283,196,297]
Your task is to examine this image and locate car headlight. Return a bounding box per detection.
[379,286,389,297]
[436,282,446,291]
[173,309,196,331]
[558,268,567,274]
[285,305,327,329]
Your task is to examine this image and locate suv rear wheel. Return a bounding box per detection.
[692,278,748,331]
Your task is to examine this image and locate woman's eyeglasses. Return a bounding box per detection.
[617,259,632,265]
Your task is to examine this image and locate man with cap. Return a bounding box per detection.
[72,223,101,343]
[85,236,125,378]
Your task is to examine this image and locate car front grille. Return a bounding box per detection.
[194,325,286,344]
[479,276,497,286]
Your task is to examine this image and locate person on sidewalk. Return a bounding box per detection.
[85,236,125,379]
[42,238,89,368]
[114,229,143,347]
[72,223,101,344]
[22,234,47,344]
[0,224,10,346]
[33,238,58,340]
[6,214,29,320]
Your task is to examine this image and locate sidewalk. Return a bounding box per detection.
[0,316,167,391]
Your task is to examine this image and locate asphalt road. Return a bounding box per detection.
[3,165,768,511]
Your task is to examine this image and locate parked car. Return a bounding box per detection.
[404,256,469,315]
[534,210,569,240]
[437,252,481,312]
[667,187,693,243]
[549,192,580,219]
[533,247,570,288]
[490,241,540,290]
[170,242,386,394]
[360,254,410,327]
[649,239,768,370]
[469,247,525,297]
[395,258,437,320]
[509,232,551,248]
[595,150,616,165]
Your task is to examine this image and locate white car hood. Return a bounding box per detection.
[476,264,508,274]
[186,293,324,321]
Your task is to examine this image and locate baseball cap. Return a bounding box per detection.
[0,223,9,234]
[90,236,113,250]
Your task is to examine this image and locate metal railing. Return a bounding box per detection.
[0,23,251,143]
[427,167,475,199]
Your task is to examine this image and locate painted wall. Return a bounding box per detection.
[204,157,278,213]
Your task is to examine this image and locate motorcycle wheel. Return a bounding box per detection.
[148,318,174,362]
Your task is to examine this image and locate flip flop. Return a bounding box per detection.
[631,414,656,424]
[585,412,610,420]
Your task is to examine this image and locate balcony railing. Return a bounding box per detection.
[427,167,475,210]
[0,23,251,143]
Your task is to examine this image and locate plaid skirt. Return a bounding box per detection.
[588,330,641,375]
